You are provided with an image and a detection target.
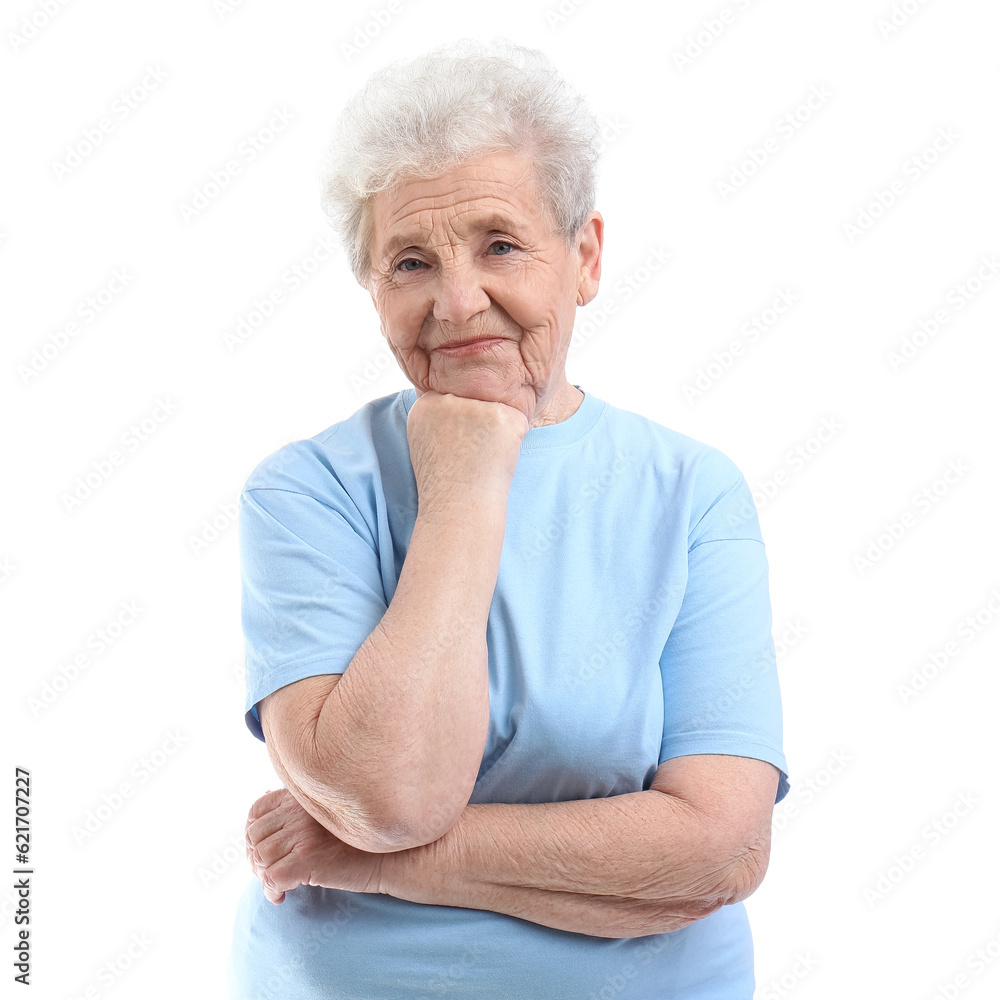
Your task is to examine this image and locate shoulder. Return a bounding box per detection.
[592,396,753,541]
[241,390,410,498]
[596,397,745,491]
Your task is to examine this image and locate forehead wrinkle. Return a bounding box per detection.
[369,151,549,270]
[376,199,537,265]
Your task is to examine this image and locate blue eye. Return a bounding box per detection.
[397,258,425,272]
[490,242,515,255]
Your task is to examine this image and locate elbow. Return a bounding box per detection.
[299,777,467,854]
[336,815,427,854]
[270,732,471,852]
[647,832,773,933]
[357,788,469,852]
[722,831,772,903]
[322,755,474,851]
[349,802,460,853]
[693,831,773,916]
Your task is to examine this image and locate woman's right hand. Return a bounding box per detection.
[406,391,529,516]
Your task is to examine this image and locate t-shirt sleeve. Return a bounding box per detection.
[239,485,388,742]
[658,457,790,803]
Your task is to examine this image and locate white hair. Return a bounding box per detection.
[318,38,602,285]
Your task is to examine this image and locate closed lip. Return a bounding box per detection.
[435,336,506,349]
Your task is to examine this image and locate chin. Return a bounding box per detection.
[428,372,516,403]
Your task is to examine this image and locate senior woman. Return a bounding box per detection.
[230,39,789,1000]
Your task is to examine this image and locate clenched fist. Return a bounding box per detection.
[245,789,386,903]
[406,391,530,517]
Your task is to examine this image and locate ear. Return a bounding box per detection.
[575,211,604,307]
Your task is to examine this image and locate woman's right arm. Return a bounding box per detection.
[258,393,527,854]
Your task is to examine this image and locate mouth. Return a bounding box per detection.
[433,336,507,357]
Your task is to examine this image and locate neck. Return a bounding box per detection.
[529,380,584,428]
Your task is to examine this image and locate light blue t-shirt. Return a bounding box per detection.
[229,386,789,1000]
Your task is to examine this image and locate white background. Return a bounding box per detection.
[4,0,999,997]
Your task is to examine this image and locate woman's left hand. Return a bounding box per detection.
[245,788,385,904]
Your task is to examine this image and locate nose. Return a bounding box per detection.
[431,260,491,327]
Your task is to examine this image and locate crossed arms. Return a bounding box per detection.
[244,394,780,939]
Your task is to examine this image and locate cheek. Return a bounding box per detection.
[506,279,573,343]
[379,293,424,350]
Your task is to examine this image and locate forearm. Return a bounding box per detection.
[306,506,507,843]
[379,791,755,939]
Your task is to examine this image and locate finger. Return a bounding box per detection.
[261,851,310,898]
[247,789,287,824]
[249,827,296,871]
[246,806,290,850]
[247,823,290,882]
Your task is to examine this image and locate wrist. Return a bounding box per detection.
[375,829,456,904]
[413,498,509,542]
[376,839,416,898]
[416,481,512,520]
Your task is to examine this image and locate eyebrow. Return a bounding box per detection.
[377,213,528,266]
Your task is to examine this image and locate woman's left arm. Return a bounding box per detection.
[246,754,779,940]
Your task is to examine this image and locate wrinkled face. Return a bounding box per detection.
[366,151,601,422]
